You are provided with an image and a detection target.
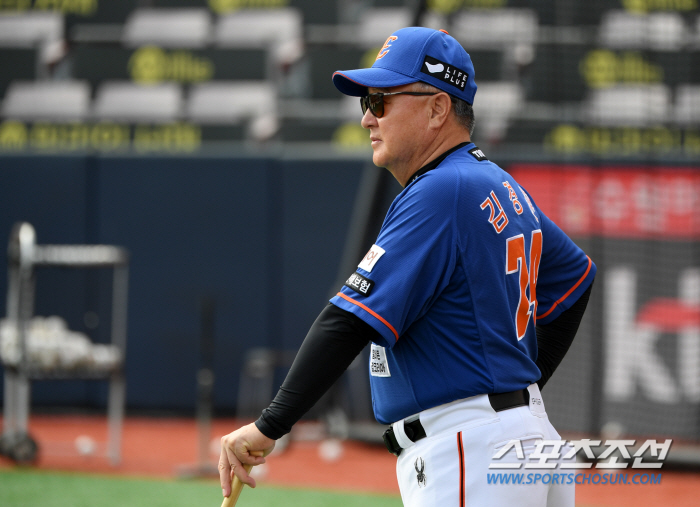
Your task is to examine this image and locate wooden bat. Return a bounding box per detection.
[220,450,264,507]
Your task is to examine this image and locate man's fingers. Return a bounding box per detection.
[218,444,233,496]
[218,462,230,497]
[225,442,256,488]
[219,424,275,496]
[219,436,249,493]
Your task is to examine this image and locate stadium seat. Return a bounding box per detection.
[340,94,363,122]
[674,84,700,124]
[187,81,278,140]
[187,81,276,122]
[122,8,212,48]
[471,82,524,143]
[586,84,671,126]
[0,12,63,48]
[450,9,539,49]
[353,7,448,47]
[1,80,90,122]
[215,8,304,65]
[93,81,183,122]
[599,10,687,51]
[357,8,412,47]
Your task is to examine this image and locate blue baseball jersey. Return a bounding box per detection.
[330,143,596,425]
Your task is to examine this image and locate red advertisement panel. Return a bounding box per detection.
[509,165,700,239]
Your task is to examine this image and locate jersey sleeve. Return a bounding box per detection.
[535,211,596,325]
[330,174,458,348]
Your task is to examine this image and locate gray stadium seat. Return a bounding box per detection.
[93,81,183,122]
[122,8,212,48]
[352,8,450,48]
[599,10,687,51]
[340,94,363,122]
[451,9,539,49]
[586,84,671,126]
[471,82,524,143]
[357,8,412,47]
[187,81,278,140]
[1,80,90,122]
[0,12,63,48]
[674,85,700,125]
[214,8,304,65]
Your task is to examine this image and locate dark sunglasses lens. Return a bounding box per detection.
[369,94,383,117]
[360,94,384,117]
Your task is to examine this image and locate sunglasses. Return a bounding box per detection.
[360,91,438,118]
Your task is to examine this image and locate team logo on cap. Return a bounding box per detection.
[421,55,468,92]
[376,35,398,60]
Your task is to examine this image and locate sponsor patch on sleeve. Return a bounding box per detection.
[420,55,468,92]
[345,272,375,296]
[358,244,385,272]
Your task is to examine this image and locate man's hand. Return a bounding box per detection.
[219,422,276,496]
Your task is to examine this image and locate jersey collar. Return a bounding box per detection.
[406,141,473,186]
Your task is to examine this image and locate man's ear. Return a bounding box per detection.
[428,92,452,129]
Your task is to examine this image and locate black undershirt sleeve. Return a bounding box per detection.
[535,282,594,390]
[255,303,380,440]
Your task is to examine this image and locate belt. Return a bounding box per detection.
[382,388,531,456]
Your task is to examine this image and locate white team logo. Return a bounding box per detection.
[424,62,444,74]
[358,244,385,272]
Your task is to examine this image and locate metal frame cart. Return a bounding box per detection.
[1,222,129,464]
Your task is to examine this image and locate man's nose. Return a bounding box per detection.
[361,108,376,129]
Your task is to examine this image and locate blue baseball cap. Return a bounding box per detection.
[333,27,477,105]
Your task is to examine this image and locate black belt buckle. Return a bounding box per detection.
[382,426,403,457]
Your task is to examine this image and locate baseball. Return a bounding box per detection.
[74,435,96,456]
[318,438,343,462]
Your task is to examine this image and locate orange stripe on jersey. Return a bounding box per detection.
[336,292,399,342]
[538,256,593,320]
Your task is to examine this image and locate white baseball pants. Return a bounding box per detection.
[394,385,575,507]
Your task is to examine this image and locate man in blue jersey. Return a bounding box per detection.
[220,27,595,506]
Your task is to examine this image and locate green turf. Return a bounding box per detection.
[0,468,403,507]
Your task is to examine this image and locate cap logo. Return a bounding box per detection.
[376,35,398,60]
[421,55,468,92]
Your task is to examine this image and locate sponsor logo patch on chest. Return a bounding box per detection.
[370,343,391,377]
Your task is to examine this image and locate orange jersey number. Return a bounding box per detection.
[506,230,543,340]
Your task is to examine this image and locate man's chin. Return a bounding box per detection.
[372,150,387,169]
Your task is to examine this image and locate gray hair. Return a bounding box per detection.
[415,82,475,136]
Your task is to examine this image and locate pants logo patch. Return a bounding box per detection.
[415,457,427,488]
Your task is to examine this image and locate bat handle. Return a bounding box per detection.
[220,451,264,507]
